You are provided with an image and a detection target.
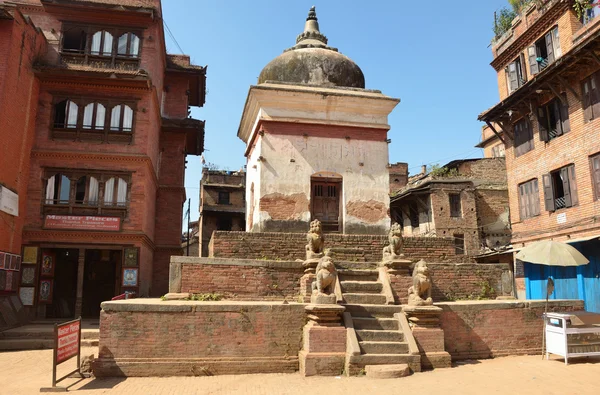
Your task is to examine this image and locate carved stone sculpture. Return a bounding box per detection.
[382,223,404,261]
[407,260,433,306]
[311,254,337,304]
[305,219,325,261]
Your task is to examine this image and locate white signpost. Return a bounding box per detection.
[0,185,18,216]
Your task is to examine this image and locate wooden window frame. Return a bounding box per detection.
[518,179,541,220]
[51,96,137,144]
[542,164,579,212]
[60,23,143,68]
[513,117,534,157]
[454,234,465,255]
[449,193,462,218]
[537,95,570,142]
[590,153,600,201]
[582,71,600,123]
[218,191,230,205]
[42,169,132,218]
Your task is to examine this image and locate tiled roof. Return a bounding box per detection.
[10,0,158,9]
[166,54,206,72]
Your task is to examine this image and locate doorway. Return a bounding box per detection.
[311,175,342,233]
[46,249,79,319]
[82,249,121,318]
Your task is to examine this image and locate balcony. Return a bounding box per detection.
[43,201,128,219]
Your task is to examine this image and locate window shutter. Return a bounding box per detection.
[553,27,562,58]
[519,52,528,83]
[583,80,593,122]
[592,73,600,118]
[514,122,523,156]
[533,179,540,216]
[593,156,600,199]
[525,119,533,152]
[537,106,549,142]
[528,45,539,75]
[560,167,572,207]
[560,94,570,134]
[568,165,578,206]
[508,62,519,92]
[542,174,555,211]
[545,31,555,64]
[552,99,562,136]
[519,185,526,220]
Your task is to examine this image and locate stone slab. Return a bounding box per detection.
[299,351,345,377]
[365,364,411,379]
[101,299,306,313]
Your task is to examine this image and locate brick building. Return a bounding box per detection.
[199,168,246,257]
[478,0,600,310]
[0,0,205,321]
[390,158,511,261]
[476,124,506,158]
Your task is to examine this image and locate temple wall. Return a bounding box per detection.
[250,128,390,234]
[209,231,467,263]
[93,299,584,376]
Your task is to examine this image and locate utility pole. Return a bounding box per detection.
[186,198,191,256]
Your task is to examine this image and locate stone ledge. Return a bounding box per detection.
[436,299,584,312]
[172,256,303,269]
[100,299,307,313]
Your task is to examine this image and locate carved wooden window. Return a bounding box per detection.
[60,24,142,68]
[43,170,131,218]
[52,97,136,143]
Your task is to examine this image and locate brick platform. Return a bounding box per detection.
[209,232,469,263]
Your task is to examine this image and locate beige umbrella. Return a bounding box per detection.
[516,240,589,266]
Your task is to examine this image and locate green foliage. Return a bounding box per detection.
[494,7,517,38]
[190,293,223,301]
[574,0,595,19]
[428,164,459,179]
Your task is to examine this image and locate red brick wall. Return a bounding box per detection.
[439,300,584,360]
[178,260,303,299]
[0,10,46,254]
[389,263,512,304]
[209,231,467,263]
[95,300,305,376]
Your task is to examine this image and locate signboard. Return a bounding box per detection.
[557,213,567,224]
[41,318,82,391]
[57,320,80,364]
[0,185,18,216]
[44,215,121,231]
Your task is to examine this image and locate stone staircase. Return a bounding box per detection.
[338,269,421,375]
[0,322,99,351]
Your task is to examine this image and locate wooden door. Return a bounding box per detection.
[311,181,340,232]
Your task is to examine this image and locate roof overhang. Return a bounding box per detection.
[166,65,207,108]
[39,0,156,27]
[479,26,600,125]
[162,117,205,156]
[0,6,14,20]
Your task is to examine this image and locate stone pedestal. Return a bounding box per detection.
[380,259,412,271]
[299,304,346,376]
[300,259,319,302]
[403,305,451,369]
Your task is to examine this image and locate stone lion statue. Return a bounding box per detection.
[407,260,433,306]
[311,255,337,295]
[382,223,404,261]
[305,219,325,260]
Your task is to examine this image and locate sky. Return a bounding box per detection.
[161,0,510,226]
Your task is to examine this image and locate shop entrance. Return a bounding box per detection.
[43,247,122,319]
[46,248,79,319]
[82,250,121,318]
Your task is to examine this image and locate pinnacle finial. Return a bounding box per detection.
[307,6,317,21]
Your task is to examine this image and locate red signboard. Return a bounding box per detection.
[44,215,121,231]
[56,320,80,364]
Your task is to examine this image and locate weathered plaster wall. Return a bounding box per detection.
[253,124,390,234]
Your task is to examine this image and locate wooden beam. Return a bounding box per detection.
[546,83,567,105]
[556,74,581,102]
[497,120,514,141]
[485,121,506,144]
[588,50,600,66]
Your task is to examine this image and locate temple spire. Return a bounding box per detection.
[292,6,333,50]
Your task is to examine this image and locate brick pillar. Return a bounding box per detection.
[299,304,346,376]
[74,248,85,317]
[403,305,451,369]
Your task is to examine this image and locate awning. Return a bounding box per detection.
[565,235,600,244]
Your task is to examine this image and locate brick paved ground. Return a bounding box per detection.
[1,348,598,394]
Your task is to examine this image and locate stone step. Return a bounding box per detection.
[344,304,402,318]
[356,329,404,342]
[365,364,412,379]
[359,341,410,354]
[0,338,54,351]
[352,317,398,331]
[337,269,379,282]
[81,339,99,347]
[340,281,382,294]
[343,293,387,305]
[82,329,99,340]
[351,353,420,367]
[0,326,54,340]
